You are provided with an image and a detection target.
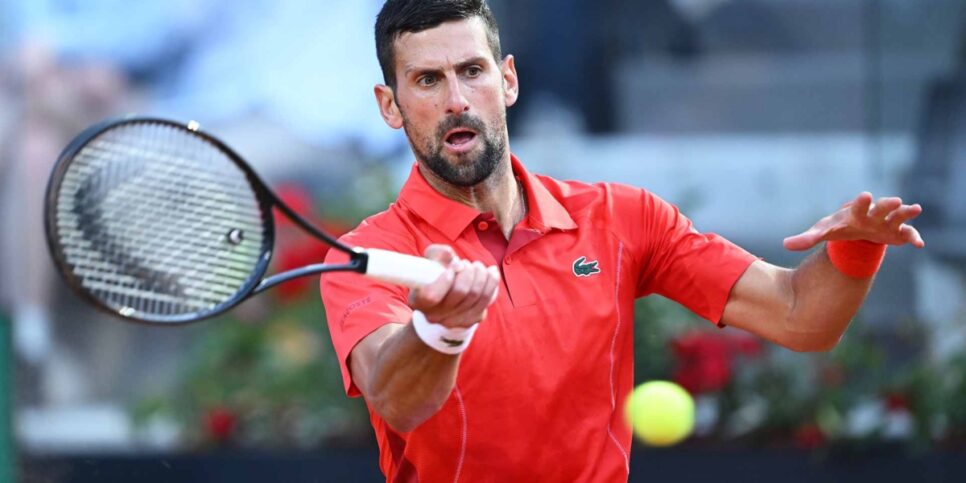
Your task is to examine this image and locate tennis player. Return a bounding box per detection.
[320,1,926,480]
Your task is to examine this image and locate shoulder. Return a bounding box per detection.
[326,203,420,261]
[533,173,663,218]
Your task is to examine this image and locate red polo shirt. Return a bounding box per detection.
[320,156,756,482]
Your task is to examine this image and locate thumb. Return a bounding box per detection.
[409,244,458,309]
[424,244,458,267]
[783,229,822,251]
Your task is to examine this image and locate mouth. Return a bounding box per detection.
[443,128,478,153]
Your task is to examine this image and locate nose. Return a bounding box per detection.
[443,77,470,115]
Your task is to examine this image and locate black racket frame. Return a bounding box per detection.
[44,116,372,324]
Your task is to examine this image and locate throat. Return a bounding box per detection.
[418,158,523,228]
[494,179,528,240]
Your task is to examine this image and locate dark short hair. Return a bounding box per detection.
[375,0,502,89]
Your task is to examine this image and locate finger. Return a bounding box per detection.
[449,261,490,315]
[438,259,478,315]
[476,265,501,309]
[869,197,902,220]
[899,224,926,248]
[410,266,456,308]
[783,229,824,251]
[410,245,459,308]
[465,269,500,322]
[423,244,458,267]
[850,192,874,219]
[884,204,923,229]
[447,263,500,327]
[486,265,501,306]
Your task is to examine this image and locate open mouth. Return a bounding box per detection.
[444,129,478,149]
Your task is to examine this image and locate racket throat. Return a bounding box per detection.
[252,256,367,295]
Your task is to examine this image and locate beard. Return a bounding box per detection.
[405,111,507,187]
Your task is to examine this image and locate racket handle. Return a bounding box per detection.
[363,248,446,288]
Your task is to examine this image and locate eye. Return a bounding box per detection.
[417,74,437,87]
[465,66,482,78]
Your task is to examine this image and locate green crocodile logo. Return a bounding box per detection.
[572,257,601,277]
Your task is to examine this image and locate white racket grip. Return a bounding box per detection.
[362,248,447,288]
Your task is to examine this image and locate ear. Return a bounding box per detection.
[374,84,404,129]
[501,55,519,108]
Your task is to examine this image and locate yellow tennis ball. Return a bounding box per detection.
[624,381,695,447]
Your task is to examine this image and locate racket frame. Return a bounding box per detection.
[44,116,367,325]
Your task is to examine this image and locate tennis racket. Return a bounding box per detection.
[44,116,444,324]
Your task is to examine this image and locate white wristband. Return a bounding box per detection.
[411,310,479,355]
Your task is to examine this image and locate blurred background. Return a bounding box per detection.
[1,0,965,481]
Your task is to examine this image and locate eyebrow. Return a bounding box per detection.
[404,56,490,78]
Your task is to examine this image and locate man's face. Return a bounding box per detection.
[376,18,518,187]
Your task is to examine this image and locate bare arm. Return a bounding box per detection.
[722,192,925,352]
[348,245,500,433]
[349,323,460,432]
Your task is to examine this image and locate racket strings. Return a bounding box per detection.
[53,122,267,319]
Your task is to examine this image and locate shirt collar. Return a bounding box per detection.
[398,154,577,241]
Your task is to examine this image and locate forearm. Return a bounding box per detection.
[349,247,498,433]
[784,246,874,349]
[728,192,920,352]
[363,322,461,433]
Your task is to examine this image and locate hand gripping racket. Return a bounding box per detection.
[44,117,444,324]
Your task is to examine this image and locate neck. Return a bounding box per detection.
[419,155,525,239]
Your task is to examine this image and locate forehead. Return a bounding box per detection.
[393,17,494,72]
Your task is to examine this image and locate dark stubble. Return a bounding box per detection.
[405,111,507,187]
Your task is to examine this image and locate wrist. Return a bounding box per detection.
[826,240,887,279]
[411,310,479,355]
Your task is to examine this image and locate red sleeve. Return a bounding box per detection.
[319,229,416,398]
[613,185,757,325]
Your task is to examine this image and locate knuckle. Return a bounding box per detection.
[418,291,443,308]
[450,283,470,298]
[424,244,456,262]
[428,280,455,302]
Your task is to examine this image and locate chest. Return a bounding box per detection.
[418,222,636,391]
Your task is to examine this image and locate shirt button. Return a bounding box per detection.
[505,257,512,265]
[477,221,489,231]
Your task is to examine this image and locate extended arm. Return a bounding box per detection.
[722,193,924,352]
[348,245,500,433]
